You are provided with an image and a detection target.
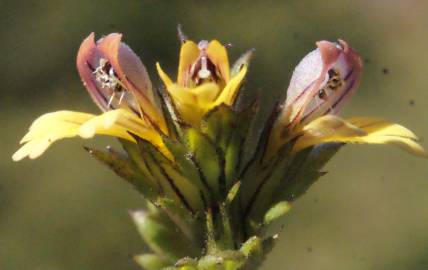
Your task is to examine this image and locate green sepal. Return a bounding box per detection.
[84,146,158,200]
[162,136,211,203]
[202,104,257,190]
[238,104,282,216]
[183,127,224,199]
[274,142,342,202]
[217,204,234,250]
[155,197,202,247]
[131,209,199,262]
[263,201,291,226]
[226,181,241,205]
[134,136,205,212]
[159,89,183,140]
[134,254,171,270]
[175,257,198,269]
[198,251,245,270]
[240,140,295,231]
[239,237,265,270]
[239,236,262,258]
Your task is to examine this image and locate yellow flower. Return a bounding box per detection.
[12,33,249,162]
[156,39,247,126]
[267,39,426,159]
[13,33,168,161]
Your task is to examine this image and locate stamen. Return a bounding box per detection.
[198,56,211,79]
[107,92,116,108]
[118,91,126,104]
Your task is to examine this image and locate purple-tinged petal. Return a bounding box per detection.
[96,34,154,105]
[76,33,110,111]
[96,34,165,130]
[282,39,363,127]
[76,33,166,132]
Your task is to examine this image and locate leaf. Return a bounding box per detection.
[155,197,200,244]
[131,209,199,261]
[135,137,205,212]
[183,127,224,199]
[203,104,257,189]
[134,254,171,270]
[263,201,292,225]
[226,181,241,205]
[84,146,158,199]
[240,140,295,230]
[203,105,236,152]
[276,142,342,202]
[239,104,282,208]
[197,252,245,270]
[163,137,211,202]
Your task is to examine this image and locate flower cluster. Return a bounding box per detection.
[13,31,426,270]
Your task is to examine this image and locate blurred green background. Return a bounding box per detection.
[1,0,427,269]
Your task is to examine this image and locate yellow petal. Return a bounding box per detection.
[79,109,148,140]
[156,62,173,89]
[13,111,95,161]
[207,40,230,82]
[13,109,170,161]
[78,109,169,157]
[177,40,200,86]
[294,115,427,157]
[214,65,247,106]
[166,83,220,126]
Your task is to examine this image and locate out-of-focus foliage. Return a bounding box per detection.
[1,0,428,269]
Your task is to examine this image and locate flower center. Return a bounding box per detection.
[317,69,344,100]
[93,58,128,108]
[188,40,221,86]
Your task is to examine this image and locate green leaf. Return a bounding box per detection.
[159,90,183,140]
[203,105,236,151]
[218,204,234,250]
[155,197,202,246]
[202,104,257,189]
[134,254,171,270]
[240,140,295,230]
[175,257,198,269]
[135,137,205,212]
[263,201,291,225]
[131,210,199,261]
[85,146,158,199]
[275,143,342,202]
[184,128,224,199]
[238,105,282,213]
[240,236,262,258]
[226,181,241,205]
[163,137,211,202]
[197,252,245,270]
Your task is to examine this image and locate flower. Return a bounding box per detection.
[13,33,250,161]
[156,39,248,126]
[12,33,168,161]
[12,31,427,270]
[267,40,426,159]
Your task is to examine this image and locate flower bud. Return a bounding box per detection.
[281,39,362,127]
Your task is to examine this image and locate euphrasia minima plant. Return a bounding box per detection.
[13,30,426,270]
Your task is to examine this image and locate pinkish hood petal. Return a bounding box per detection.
[284,39,363,126]
[96,34,155,107]
[76,33,111,111]
[76,33,156,118]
